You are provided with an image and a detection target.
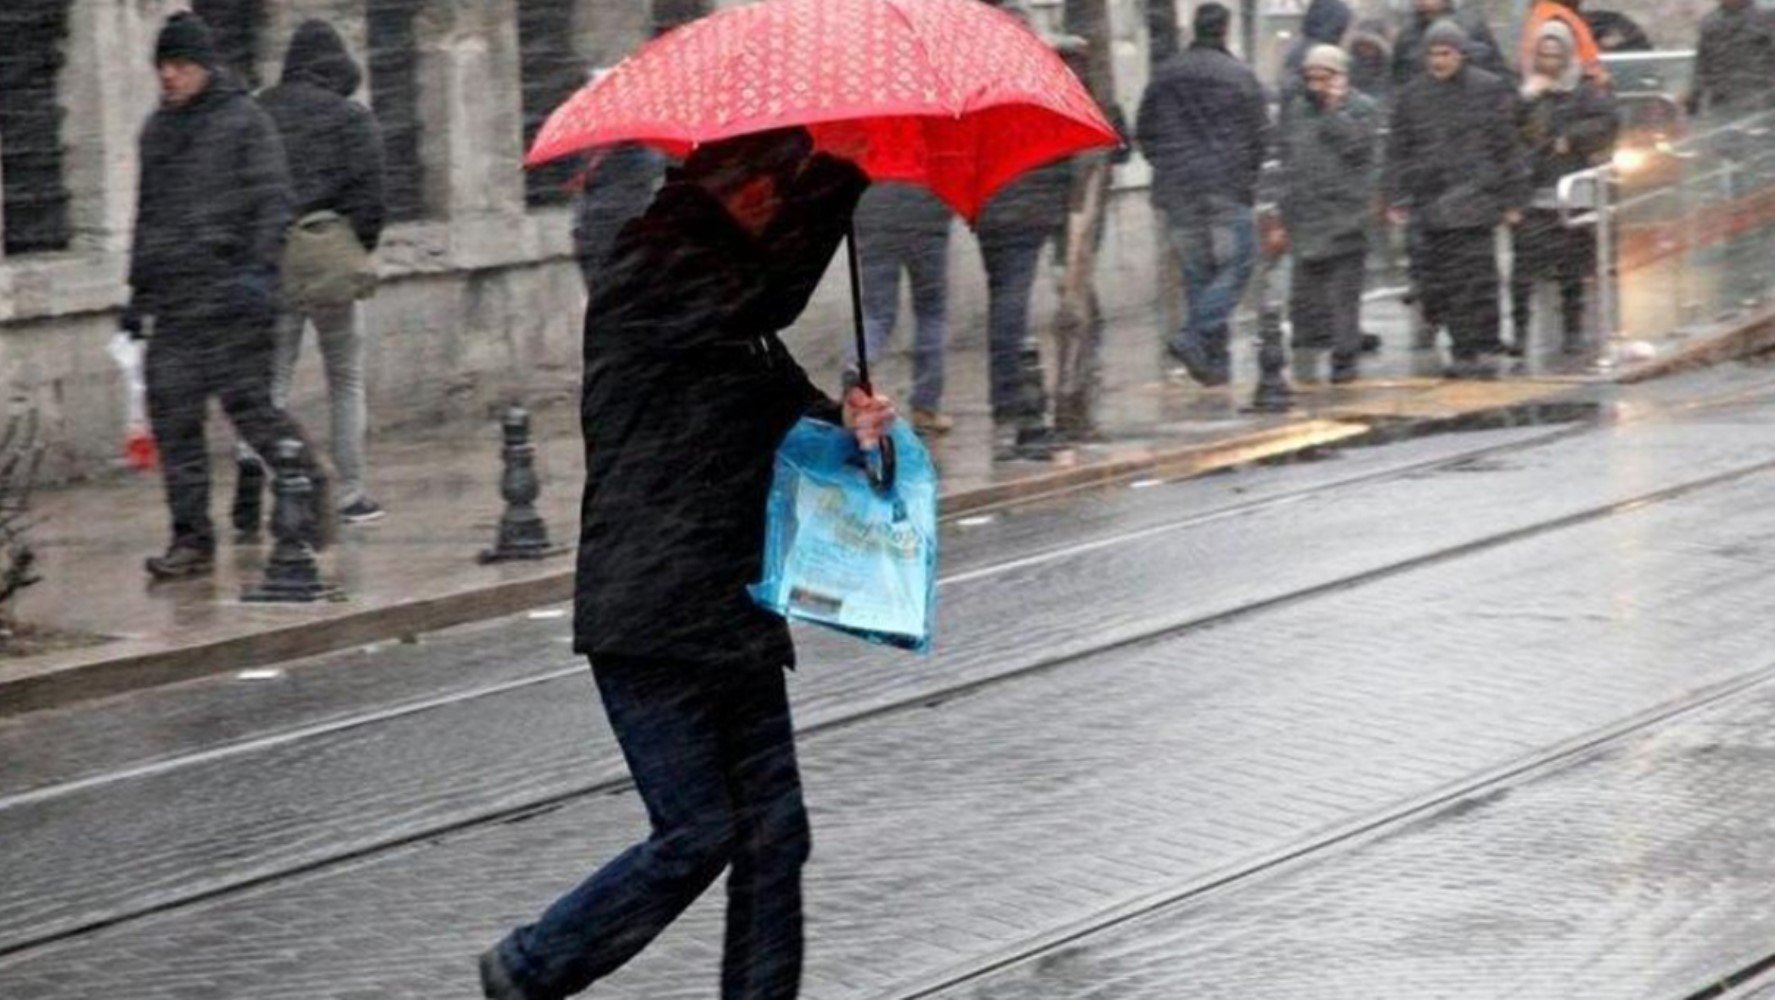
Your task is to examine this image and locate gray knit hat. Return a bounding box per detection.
[1423,17,1471,51]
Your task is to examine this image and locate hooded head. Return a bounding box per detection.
[1301,0,1354,45]
[1531,20,1580,91]
[281,19,362,96]
[1348,18,1393,63]
[678,126,814,235]
[1193,3,1232,46]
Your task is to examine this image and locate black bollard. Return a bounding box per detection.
[478,406,568,564]
[243,439,341,603]
[1250,302,1294,414]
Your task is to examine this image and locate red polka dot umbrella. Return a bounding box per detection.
[524,0,1120,224]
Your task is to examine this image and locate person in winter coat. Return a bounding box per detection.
[124,13,322,580]
[1392,0,1508,86]
[1584,11,1651,53]
[850,183,955,436]
[1283,0,1354,81]
[1386,19,1530,378]
[1348,19,1396,105]
[1136,3,1269,387]
[478,126,894,1000]
[1512,22,1618,356]
[975,160,1071,460]
[239,19,388,530]
[1686,0,1775,123]
[1281,45,1382,384]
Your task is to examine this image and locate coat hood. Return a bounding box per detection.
[1529,20,1581,92]
[281,20,361,96]
[1348,18,1393,59]
[1301,0,1354,44]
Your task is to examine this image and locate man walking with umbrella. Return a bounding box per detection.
[480,127,894,1000]
[491,3,1116,994]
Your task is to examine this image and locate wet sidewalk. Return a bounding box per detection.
[0,294,1601,712]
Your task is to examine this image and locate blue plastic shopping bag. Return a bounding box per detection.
[749,417,938,652]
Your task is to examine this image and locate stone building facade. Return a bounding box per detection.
[0,0,1170,481]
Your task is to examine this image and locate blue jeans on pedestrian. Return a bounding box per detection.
[848,228,949,412]
[496,656,809,1000]
[979,232,1046,420]
[1165,200,1257,367]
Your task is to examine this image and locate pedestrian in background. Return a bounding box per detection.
[1685,0,1775,123]
[1136,2,1268,388]
[1512,22,1617,357]
[244,19,388,529]
[849,182,955,437]
[1519,0,1602,78]
[1348,19,1396,106]
[1392,0,1508,87]
[125,13,325,580]
[1386,19,1529,379]
[1281,44,1381,384]
[975,160,1069,461]
[479,127,894,1000]
[1282,0,1353,82]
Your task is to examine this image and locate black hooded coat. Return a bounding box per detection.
[257,20,385,251]
[572,151,869,668]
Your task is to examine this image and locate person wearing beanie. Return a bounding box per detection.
[235,19,390,532]
[1385,14,1530,378]
[125,12,328,580]
[1511,21,1617,357]
[1136,2,1269,387]
[1392,0,1507,86]
[1280,42,1381,384]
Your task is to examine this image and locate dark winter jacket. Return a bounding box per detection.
[1583,11,1651,53]
[854,182,953,239]
[572,143,670,288]
[1392,7,1509,85]
[1386,65,1530,230]
[1281,90,1381,260]
[1284,0,1355,78]
[976,161,1074,242]
[256,20,384,251]
[572,155,869,667]
[1690,3,1775,120]
[1136,41,1270,216]
[128,72,291,322]
[1519,79,1618,202]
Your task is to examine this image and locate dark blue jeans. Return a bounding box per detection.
[979,232,1046,419]
[497,656,809,999]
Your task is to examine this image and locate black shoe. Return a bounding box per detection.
[146,543,215,581]
[1330,362,1361,385]
[1360,332,1383,355]
[339,498,386,524]
[994,423,1057,462]
[1166,337,1227,388]
[479,948,530,1000]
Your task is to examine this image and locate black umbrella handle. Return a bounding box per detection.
[846,220,871,395]
[866,435,897,494]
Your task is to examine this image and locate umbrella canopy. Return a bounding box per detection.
[524,0,1120,222]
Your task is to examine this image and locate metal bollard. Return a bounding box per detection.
[243,439,340,603]
[479,407,568,564]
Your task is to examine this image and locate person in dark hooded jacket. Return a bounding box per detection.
[479,126,893,1000]
[236,19,388,530]
[1283,0,1354,81]
[125,13,322,580]
[1348,19,1396,105]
